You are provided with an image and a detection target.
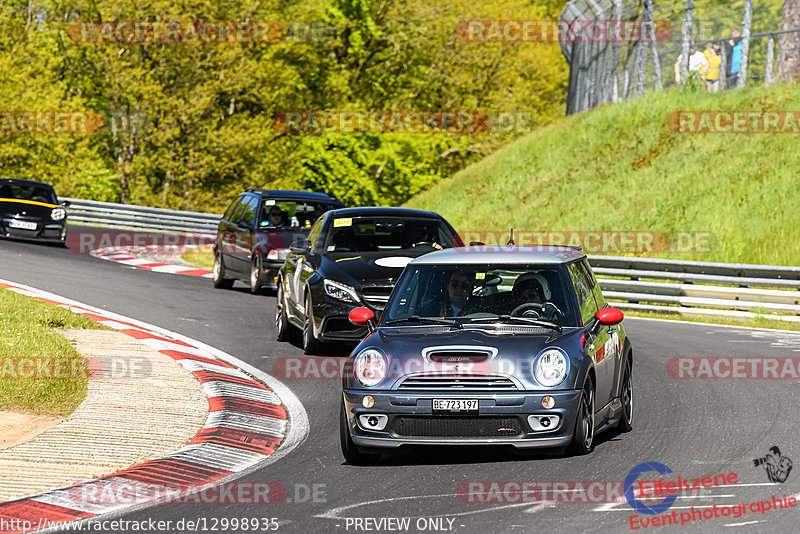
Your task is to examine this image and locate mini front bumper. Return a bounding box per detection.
[343,389,582,449]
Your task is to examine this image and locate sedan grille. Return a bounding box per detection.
[393,416,523,437]
[397,374,518,390]
[360,286,393,310]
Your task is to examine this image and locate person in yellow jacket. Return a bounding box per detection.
[704,42,722,93]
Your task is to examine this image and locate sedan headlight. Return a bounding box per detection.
[353,348,387,387]
[50,208,66,221]
[323,279,359,303]
[533,348,569,387]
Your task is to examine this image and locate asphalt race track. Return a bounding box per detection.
[2,229,799,534]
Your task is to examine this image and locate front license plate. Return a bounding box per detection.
[432,399,478,413]
[8,220,37,230]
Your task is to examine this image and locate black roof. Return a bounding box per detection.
[244,189,344,205]
[0,178,56,189]
[326,207,444,218]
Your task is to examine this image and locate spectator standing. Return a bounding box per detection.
[725,29,743,89]
[704,42,722,93]
[674,43,709,84]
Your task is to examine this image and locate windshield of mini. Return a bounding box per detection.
[258,199,339,229]
[383,264,579,327]
[0,183,57,205]
[323,216,456,253]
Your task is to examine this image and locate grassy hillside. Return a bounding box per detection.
[406,84,800,266]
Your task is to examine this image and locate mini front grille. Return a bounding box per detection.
[427,351,491,363]
[397,375,518,390]
[393,416,523,437]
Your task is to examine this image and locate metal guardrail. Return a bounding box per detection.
[588,255,800,322]
[63,199,800,322]
[64,198,219,234]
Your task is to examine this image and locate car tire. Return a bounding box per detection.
[302,294,324,355]
[339,400,380,465]
[275,278,296,342]
[616,356,633,433]
[250,255,264,294]
[569,378,595,456]
[212,252,234,289]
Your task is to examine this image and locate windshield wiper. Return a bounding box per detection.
[385,315,463,329]
[468,315,562,332]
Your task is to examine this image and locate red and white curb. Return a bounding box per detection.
[0,280,308,533]
[90,244,213,278]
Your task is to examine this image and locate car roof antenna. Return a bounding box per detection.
[506,228,515,246]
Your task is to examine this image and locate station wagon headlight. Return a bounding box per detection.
[324,279,359,303]
[50,208,66,221]
[353,348,387,387]
[533,348,569,387]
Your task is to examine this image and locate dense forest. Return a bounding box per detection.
[0,0,568,211]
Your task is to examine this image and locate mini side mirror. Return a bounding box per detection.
[348,306,375,327]
[595,307,624,326]
[61,200,71,208]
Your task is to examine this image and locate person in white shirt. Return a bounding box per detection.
[674,43,709,84]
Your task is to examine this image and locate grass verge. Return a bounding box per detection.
[406,83,800,266]
[0,288,98,416]
[180,246,214,269]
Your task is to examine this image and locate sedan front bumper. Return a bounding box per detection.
[343,389,582,449]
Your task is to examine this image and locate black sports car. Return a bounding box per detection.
[0,178,70,244]
[275,207,463,354]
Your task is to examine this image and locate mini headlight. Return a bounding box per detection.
[323,279,359,303]
[533,348,569,387]
[51,208,66,221]
[353,348,387,387]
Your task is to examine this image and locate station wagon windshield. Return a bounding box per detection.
[384,264,579,328]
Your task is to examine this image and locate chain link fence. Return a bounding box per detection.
[560,0,786,115]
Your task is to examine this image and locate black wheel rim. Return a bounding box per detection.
[622,365,633,424]
[582,386,594,449]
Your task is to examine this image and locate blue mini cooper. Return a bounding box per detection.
[340,246,633,464]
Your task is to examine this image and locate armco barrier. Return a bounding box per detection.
[63,199,799,321]
[588,255,800,322]
[64,198,220,233]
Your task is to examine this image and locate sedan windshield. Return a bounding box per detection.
[323,217,456,253]
[383,264,579,327]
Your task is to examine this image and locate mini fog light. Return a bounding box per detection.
[542,396,555,409]
[362,395,375,408]
[367,416,379,427]
[540,417,551,427]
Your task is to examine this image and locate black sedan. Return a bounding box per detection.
[275,207,463,354]
[0,178,70,244]
[339,246,633,464]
